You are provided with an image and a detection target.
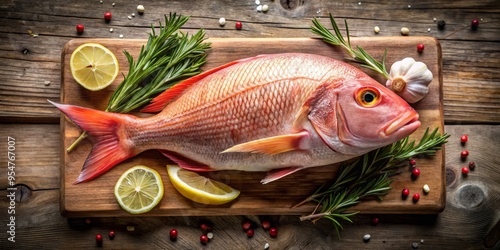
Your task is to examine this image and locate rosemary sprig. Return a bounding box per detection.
[311,14,390,79]
[295,128,449,236]
[67,13,211,152]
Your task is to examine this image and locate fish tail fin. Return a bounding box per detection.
[49,100,136,184]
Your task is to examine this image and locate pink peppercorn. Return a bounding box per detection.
[417,44,425,53]
[412,193,420,203]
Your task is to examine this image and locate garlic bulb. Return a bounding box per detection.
[386,57,433,103]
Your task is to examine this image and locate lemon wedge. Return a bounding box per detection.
[114,165,164,214]
[166,165,240,205]
[70,43,119,91]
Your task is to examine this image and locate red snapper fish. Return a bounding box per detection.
[51,53,420,184]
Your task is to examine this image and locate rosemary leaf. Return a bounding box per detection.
[297,127,449,236]
[311,14,390,79]
[67,13,210,152]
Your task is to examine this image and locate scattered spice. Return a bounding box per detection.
[109,28,114,33]
[119,34,124,38]
[104,11,112,22]
[127,15,132,20]
[409,159,416,166]
[427,28,431,32]
[461,150,469,160]
[169,229,178,241]
[269,227,278,237]
[242,221,252,231]
[469,161,476,170]
[412,193,420,203]
[363,234,371,242]
[255,0,260,4]
[235,21,243,30]
[412,168,421,178]
[246,228,255,238]
[461,167,469,176]
[412,242,419,249]
[218,17,226,26]
[423,184,430,194]
[433,17,437,22]
[27,29,38,37]
[261,220,271,230]
[417,44,425,53]
[471,19,479,30]
[112,3,115,7]
[437,20,446,30]
[200,223,209,231]
[401,27,410,36]
[200,234,209,245]
[108,230,116,240]
[95,233,103,247]
[374,26,380,34]
[371,217,380,225]
[460,134,468,144]
[262,4,269,12]
[402,188,410,199]
[264,243,270,250]
[44,80,51,86]
[126,225,135,232]
[256,5,263,12]
[137,5,145,14]
[131,13,136,17]
[207,232,214,240]
[408,5,411,9]
[76,24,84,34]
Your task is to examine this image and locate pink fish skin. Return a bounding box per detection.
[51,53,420,184]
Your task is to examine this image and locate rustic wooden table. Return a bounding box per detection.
[1,0,499,249]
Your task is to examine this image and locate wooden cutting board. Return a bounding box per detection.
[59,37,444,217]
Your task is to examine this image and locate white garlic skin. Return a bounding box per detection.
[386,57,433,103]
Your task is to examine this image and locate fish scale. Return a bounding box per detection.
[51,53,420,183]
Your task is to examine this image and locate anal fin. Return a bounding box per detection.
[221,131,310,155]
[261,167,304,184]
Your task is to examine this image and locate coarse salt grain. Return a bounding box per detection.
[119,34,124,38]
[423,184,430,194]
[44,81,51,86]
[137,5,145,14]
[256,5,262,12]
[264,243,270,250]
[218,17,226,26]
[127,15,132,20]
[112,3,115,6]
[363,234,371,242]
[427,28,431,32]
[401,27,410,35]
[131,13,135,17]
[255,0,260,5]
[109,28,114,32]
[207,232,214,239]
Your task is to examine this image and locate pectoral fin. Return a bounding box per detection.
[221,131,310,155]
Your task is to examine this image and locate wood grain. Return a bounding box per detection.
[1,0,499,123]
[1,0,499,249]
[0,125,497,249]
[59,37,445,217]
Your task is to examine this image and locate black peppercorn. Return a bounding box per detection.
[437,20,446,30]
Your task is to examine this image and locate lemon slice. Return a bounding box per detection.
[114,165,164,214]
[167,165,240,205]
[70,43,119,91]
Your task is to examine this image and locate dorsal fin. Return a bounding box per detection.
[141,55,263,113]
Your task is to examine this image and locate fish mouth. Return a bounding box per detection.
[383,111,420,137]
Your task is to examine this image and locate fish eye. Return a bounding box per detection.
[355,87,381,107]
